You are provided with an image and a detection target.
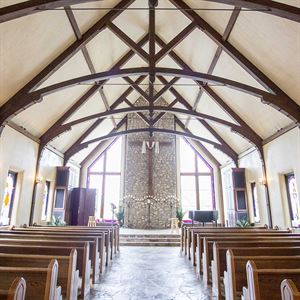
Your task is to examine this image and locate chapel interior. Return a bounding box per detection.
[0,1,299,299]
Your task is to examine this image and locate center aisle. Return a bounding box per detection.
[90,247,213,300]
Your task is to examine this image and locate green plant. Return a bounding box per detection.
[176,208,185,228]
[236,219,254,227]
[47,216,66,226]
[115,210,124,227]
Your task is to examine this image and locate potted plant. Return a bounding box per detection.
[115,209,124,227]
[176,208,185,228]
[236,219,254,227]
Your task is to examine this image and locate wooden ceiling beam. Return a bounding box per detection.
[0,0,98,23]
[169,0,299,98]
[205,0,300,23]
[158,75,239,164]
[185,6,240,127]
[62,76,146,161]
[175,117,221,167]
[1,0,298,24]
[155,22,196,62]
[39,33,148,148]
[108,22,149,62]
[73,127,225,154]
[79,116,128,167]
[15,66,297,122]
[0,0,135,132]
[123,77,150,102]
[64,116,127,164]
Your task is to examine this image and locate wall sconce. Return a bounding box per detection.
[259,177,267,186]
[36,175,43,184]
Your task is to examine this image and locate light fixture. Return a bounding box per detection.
[36,175,43,184]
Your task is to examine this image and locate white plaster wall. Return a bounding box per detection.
[239,149,269,226]
[263,127,300,228]
[33,148,64,224]
[0,126,38,225]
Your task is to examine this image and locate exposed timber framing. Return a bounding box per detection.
[39,34,149,148]
[169,0,299,100]
[175,117,221,167]
[3,67,298,123]
[64,117,127,164]
[185,6,240,128]
[65,127,227,156]
[205,0,300,23]
[62,76,147,162]
[0,0,135,132]
[1,0,299,24]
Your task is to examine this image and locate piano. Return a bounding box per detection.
[188,210,218,226]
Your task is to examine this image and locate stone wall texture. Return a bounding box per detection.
[123,97,178,229]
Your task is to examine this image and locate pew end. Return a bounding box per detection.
[281,279,300,300]
[0,277,26,300]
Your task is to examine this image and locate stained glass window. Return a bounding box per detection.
[0,172,17,225]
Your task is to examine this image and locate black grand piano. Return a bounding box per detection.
[188,210,218,226]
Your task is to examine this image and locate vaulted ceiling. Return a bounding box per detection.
[0,0,299,166]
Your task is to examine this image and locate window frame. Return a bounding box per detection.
[285,173,299,227]
[87,138,122,219]
[179,138,215,211]
[41,180,51,221]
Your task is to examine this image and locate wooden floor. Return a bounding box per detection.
[89,246,213,300]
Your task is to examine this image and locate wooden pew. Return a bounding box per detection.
[0,251,78,300]
[182,225,269,257]
[191,229,291,264]
[10,227,110,267]
[0,277,26,300]
[224,250,300,300]
[281,279,300,300]
[0,233,103,278]
[0,259,60,300]
[0,238,98,284]
[28,225,117,258]
[203,238,300,283]
[194,231,296,269]
[0,244,90,298]
[212,245,300,300]
[242,261,300,300]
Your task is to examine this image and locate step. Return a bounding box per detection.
[120,241,180,247]
[120,238,180,243]
[120,234,180,238]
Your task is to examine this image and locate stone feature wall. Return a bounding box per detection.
[123,97,177,229]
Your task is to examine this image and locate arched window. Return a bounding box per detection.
[87,138,122,220]
[179,138,215,217]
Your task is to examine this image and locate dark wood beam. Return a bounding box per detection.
[62,76,146,161]
[0,0,135,130]
[0,0,100,23]
[1,0,298,24]
[72,127,225,154]
[155,22,196,62]
[169,0,299,98]
[123,98,151,125]
[3,66,298,128]
[185,7,240,127]
[39,34,149,148]
[158,75,239,165]
[175,117,221,167]
[2,67,298,129]
[80,117,128,167]
[152,98,178,125]
[123,77,150,101]
[153,77,180,101]
[64,117,127,164]
[108,22,149,62]
[205,0,300,23]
